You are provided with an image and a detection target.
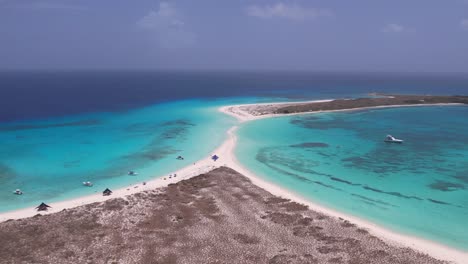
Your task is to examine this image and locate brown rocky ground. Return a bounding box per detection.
[0,167,446,264]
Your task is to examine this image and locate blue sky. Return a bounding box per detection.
[1,0,467,72]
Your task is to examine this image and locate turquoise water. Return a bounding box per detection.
[2,92,468,252]
[0,93,330,213]
[0,99,242,212]
[236,106,468,250]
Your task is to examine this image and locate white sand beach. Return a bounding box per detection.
[220,101,468,264]
[224,127,468,264]
[0,100,467,263]
[220,100,464,123]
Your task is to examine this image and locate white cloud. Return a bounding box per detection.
[461,19,468,30]
[246,3,332,21]
[138,3,180,30]
[137,2,195,49]
[382,23,406,33]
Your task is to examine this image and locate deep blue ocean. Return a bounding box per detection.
[2,71,468,122]
[1,71,467,250]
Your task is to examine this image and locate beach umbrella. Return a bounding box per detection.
[35,202,51,211]
[103,188,113,196]
[211,154,219,161]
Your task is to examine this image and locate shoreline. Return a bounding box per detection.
[0,133,233,222]
[218,101,468,263]
[223,126,468,264]
[0,167,448,263]
[0,100,467,263]
[220,101,464,123]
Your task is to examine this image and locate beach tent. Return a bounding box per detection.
[35,202,51,211]
[211,154,219,161]
[103,188,112,196]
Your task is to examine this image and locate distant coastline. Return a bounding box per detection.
[220,94,468,122]
[274,94,468,114]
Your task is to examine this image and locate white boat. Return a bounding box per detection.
[13,189,23,195]
[128,171,138,176]
[384,135,403,143]
[83,181,93,187]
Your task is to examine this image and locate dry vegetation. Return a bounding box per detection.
[273,95,468,114]
[0,167,446,264]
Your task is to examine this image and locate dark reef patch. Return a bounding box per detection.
[0,119,102,132]
[87,146,180,182]
[435,167,452,173]
[162,119,195,127]
[351,194,397,207]
[341,149,417,176]
[124,119,195,139]
[330,177,361,186]
[159,120,195,140]
[342,156,366,165]
[289,115,350,131]
[124,147,180,162]
[255,147,322,174]
[453,173,468,183]
[0,163,16,181]
[428,181,465,192]
[264,163,313,184]
[129,122,190,162]
[161,127,190,139]
[256,147,360,192]
[311,181,343,191]
[362,186,423,200]
[289,116,321,125]
[427,199,451,205]
[290,142,329,148]
[316,152,334,158]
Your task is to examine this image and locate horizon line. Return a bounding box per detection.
[1,69,468,75]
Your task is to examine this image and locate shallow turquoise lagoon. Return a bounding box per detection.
[236,106,468,250]
[0,99,243,212]
[0,93,336,213]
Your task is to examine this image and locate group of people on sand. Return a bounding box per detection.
[164,173,177,180]
[30,153,220,212]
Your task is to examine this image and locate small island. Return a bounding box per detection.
[274,94,468,115]
[222,94,468,122]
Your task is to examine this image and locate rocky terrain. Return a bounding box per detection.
[0,167,446,264]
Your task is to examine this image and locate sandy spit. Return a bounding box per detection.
[0,100,466,263]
